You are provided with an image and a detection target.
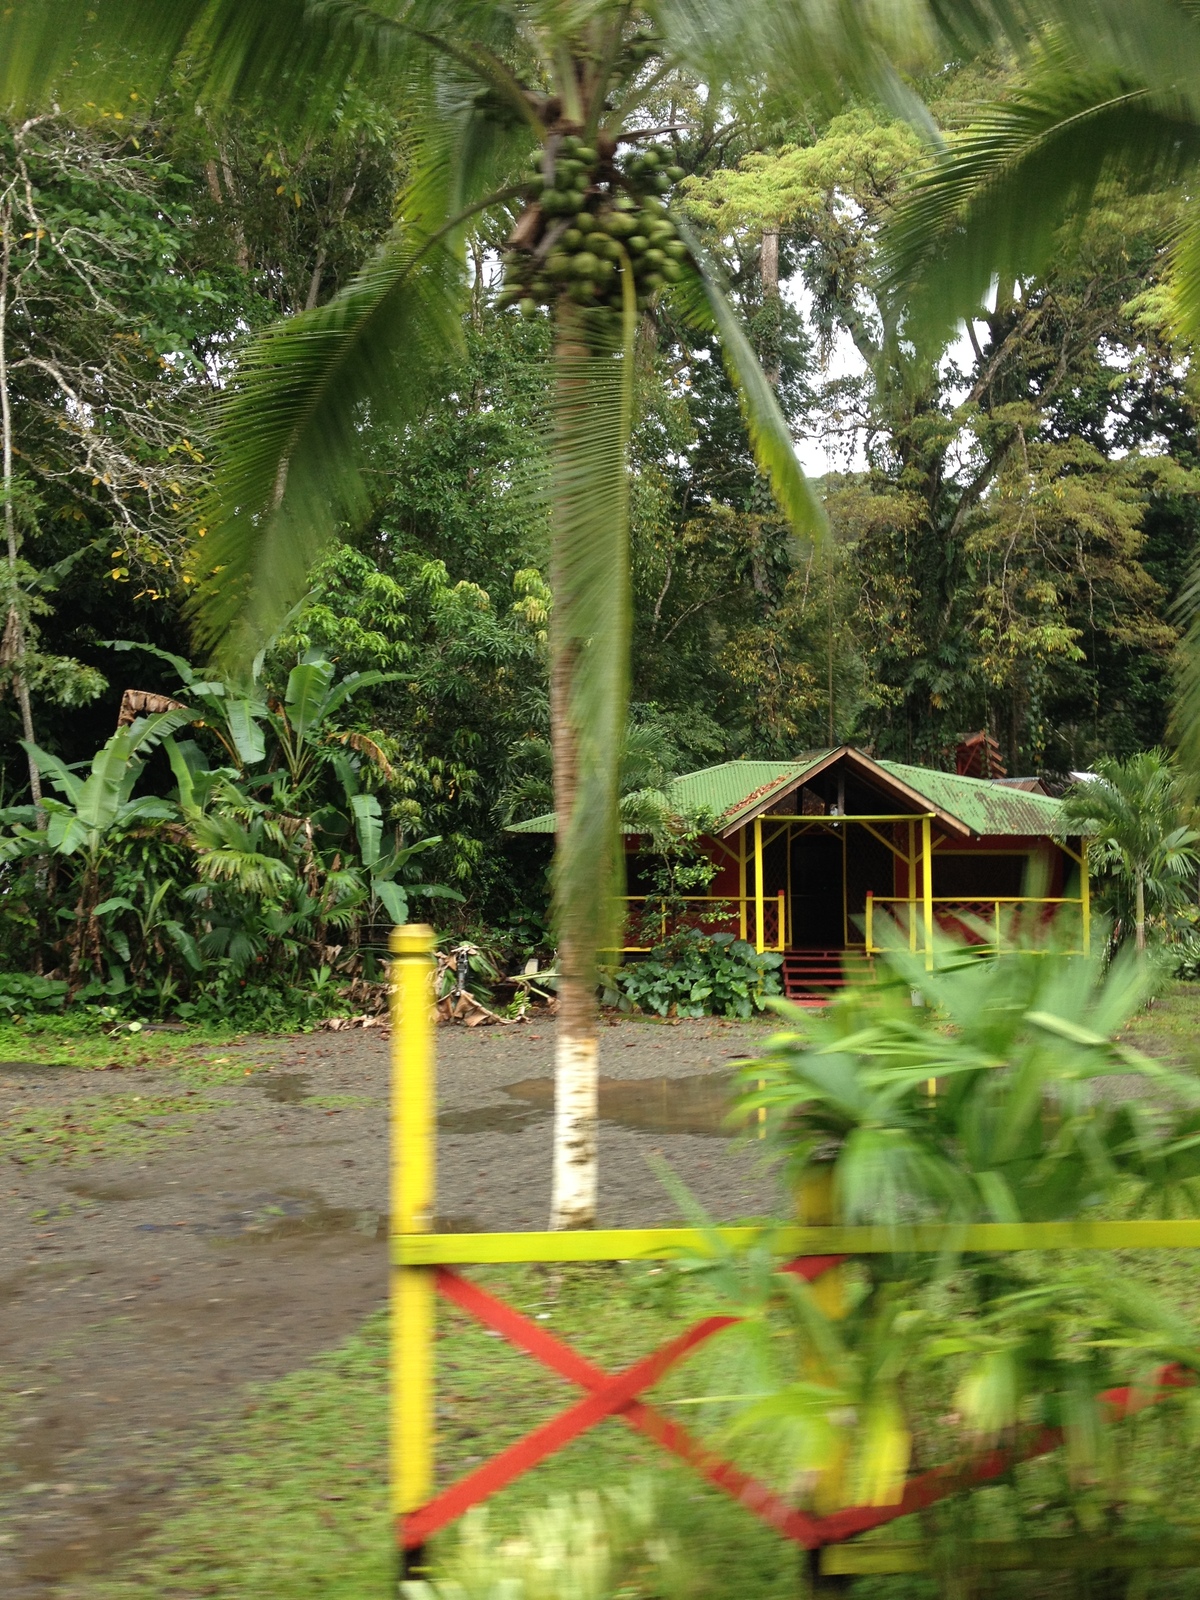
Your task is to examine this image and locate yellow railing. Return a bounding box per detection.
[615,892,785,953]
[864,893,1087,957]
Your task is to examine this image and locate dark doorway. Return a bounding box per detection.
[790,834,844,947]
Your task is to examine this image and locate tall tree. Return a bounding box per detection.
[0,112,209,809]
[878,9,1200,767]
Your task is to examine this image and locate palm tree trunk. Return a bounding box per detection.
[546,299,633,1230]
[549,314,599,1232]
[1136,872,1146,953]
[549,632,599,1230]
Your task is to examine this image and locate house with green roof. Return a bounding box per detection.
[509,744,1090,997]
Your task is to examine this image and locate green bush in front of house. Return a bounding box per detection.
[607,930,783,1019]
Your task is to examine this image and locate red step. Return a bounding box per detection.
[780,948,872,1000]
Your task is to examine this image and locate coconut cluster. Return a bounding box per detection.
[498,133,690,321]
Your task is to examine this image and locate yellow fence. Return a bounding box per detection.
[616,891,785,952]
[864,893,1089,958]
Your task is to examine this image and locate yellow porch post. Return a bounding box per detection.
[1081,838,1091,956]
[921,816,934,972]
[738,827,747,941]
[390,923,436,1567]
[754,815,765,954]
[907,820,917,952]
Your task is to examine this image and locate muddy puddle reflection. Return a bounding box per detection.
[474,1072,742,1137]
[259,1071,311,1103]
[131,1192,385,1243]
[439,1103,544,1135]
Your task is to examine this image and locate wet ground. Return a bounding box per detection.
[0,1015,782,1594]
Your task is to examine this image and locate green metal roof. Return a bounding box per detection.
[506,749,1070,839]
[877,761,1066,838]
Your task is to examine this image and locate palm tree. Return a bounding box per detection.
[1062,751,1200,951]
[0,0,970,1227]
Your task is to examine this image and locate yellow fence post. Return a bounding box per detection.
[776,890,785,952]
[921,816,934,974]
[865,890,873,954]
[391,923,436,1576]
[754,816,765,955]
[797,1164,848,1513]
[1081,839,1091,956]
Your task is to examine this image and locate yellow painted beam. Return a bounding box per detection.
[921,815,934,973]
[1081,838,1091,956]
[821,1542,1200,1576]
[390,924,437,1524]
[394,1218,1200,1266]
[752,813,938,824]
[754,815,765,954]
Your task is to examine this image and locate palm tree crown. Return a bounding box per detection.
[1062,750,1200,950]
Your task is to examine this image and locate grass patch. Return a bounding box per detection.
[1118,980,1200,1070]
[68,1265,798,1600]
[61,1252,1200,1600]
[0,1089,229,1167]
[0,1016,283,1089]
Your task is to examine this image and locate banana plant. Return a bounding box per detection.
[349,789,464,926]
[269,652,406,795]
[109,640,269,769]
[113,641,403,793]
[2,707,192,979]
[0,0,991,1226]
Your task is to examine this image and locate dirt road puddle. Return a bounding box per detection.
[130,1192,384,1242]
[439,1104,545,1134]
[260,1071,311,1103]
[492,1073,739,1136]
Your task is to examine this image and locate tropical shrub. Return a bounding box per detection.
[0,649,460,1019]
[679,932,1200,1531]
[608,930,782,1019]
[0,972,67,1016]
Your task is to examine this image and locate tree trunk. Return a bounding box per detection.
[761,227,780,389]
[1135,873,1146,953]
[0,200,44,821]
[548,319,600,1232]
[761,227,779,299]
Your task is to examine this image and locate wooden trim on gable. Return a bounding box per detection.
[718,746,973,840]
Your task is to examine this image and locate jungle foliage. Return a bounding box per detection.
[0,24,1197,1007]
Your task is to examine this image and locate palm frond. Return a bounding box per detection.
[673,225,826,541]
[657,0,949,137]
[0,0,415,125]
[1170,202,1200,370]
[190,223,466,666]
[550,281,637,980]
[1026,0,1200,120]
[883,52,1200,349]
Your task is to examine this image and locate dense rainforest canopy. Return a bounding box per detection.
[1,46,1196,1012]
